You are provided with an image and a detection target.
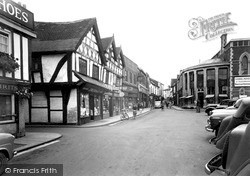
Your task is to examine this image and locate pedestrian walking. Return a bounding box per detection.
[161,100,164,110]
[165,101,169,108]
[132,103,137,119]
[196,99,200,113]
[169,101,172,109]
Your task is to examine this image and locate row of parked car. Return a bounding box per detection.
[204,97,250,176]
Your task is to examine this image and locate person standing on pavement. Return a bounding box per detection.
[196,99,200,113]
[165,100,169,108]
[132,103,137,119]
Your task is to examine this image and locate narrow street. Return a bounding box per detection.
[10,109,222,176]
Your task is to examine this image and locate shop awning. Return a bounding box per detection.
[205,94,214,98]
[74,71,112,91]
[219,94,228,98]
[186,95,193,99]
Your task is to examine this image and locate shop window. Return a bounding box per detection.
[103,96,109,118]
[219,68,228,94]
[197,70,204,89]
[92,64,99,80]
[207,69,215,94]
[189,72,194,90]
[184,73,188,90]
[239,54,249,75]
[79,58,87,75]
[80,93,89,118]
[94,95,100,116]
[0,94,14,121]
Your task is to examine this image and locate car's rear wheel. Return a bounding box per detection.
[0,152,8,175]
[215,128,219,136]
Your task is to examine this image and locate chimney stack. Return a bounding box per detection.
[220,33,227,54]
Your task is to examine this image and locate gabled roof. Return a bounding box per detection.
[101,37,113,51]
[101,36,118,61]
[116,46,125,67]
[32,18,106,65]
[32,18,95,52]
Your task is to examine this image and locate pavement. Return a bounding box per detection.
[14,107,153,154]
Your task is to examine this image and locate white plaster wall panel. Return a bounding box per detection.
[50,97,62,110]
[72,53,78,82]
[67,89,77,123]
[89,60,93,77]
[31,109,48,122]
[50,111,63,123]
[13,33,21,79]
[31,91,47,107]
[55,61,67,82]
[42,54,65,82]
[22,37,29,80]
[103,69,106,83]
[75,53,79,72]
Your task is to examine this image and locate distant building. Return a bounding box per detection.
[122,55,139,109]
[101,36,125,117]
[137,68,149,107]
[174,34,250,108]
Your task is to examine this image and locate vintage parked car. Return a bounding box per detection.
[154,100,162,109]
[205,123,250,176]
[0,133,16,175]
[205,98,250,175]
[205,99,237,116]
[205,98,241,136]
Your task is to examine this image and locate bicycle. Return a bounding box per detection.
[120,109,130,120]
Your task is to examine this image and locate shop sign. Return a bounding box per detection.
[0,0,34,30]
[0,83,18,91]
[235,77,250,87]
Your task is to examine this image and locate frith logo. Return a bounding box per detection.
[188,13,237,41]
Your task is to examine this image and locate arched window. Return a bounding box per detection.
[242,56,248,75]
[239,53,250,75]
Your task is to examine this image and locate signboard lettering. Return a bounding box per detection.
[0,0,34,29]
[235,77,250,87]
[0,83,18,91]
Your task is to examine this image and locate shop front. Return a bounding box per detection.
[0,0,36,136]
[75,73,111,124]
[122,86,138,109]
[138,84,149,108]
[80,89,103,124]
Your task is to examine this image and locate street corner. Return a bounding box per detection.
[14,132,63,153]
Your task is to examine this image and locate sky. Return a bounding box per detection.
[17,0,250,87]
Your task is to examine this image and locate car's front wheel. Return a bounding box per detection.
[0,152,8,175]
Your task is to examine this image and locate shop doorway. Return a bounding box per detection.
[89,95,94,120]
[198,92,204,108]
